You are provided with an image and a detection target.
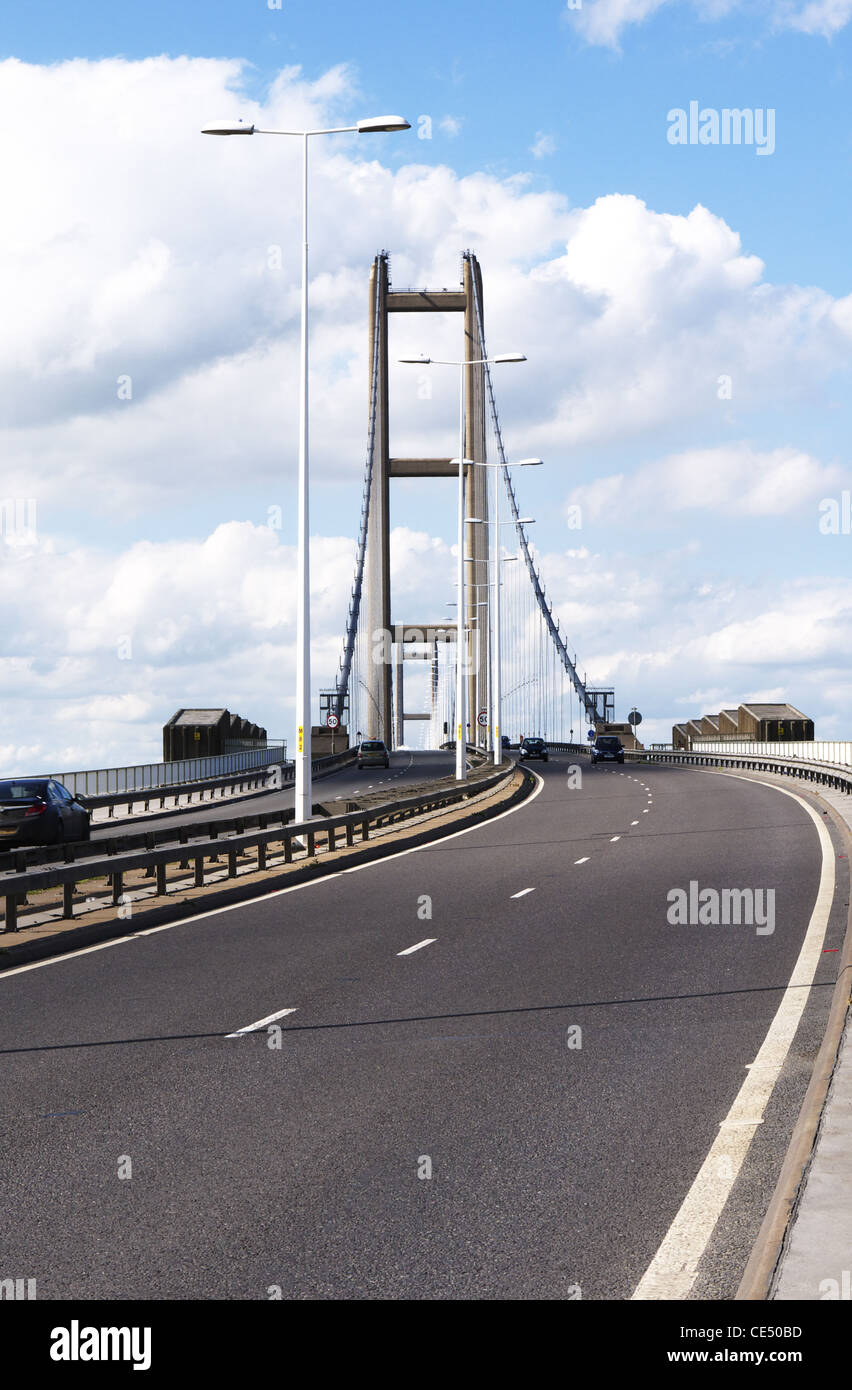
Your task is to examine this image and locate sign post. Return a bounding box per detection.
[628,708,642,751]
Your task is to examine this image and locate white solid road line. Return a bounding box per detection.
[631,775,835,1301]
[511,887,536,898]
[0,770,546,983]
[225,1006,298,1038]
[575,857,590,864]
[397,938,437,956]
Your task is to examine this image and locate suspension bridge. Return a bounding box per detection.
[331,250,618,753]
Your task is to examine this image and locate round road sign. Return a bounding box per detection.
[326,713,340,729]
[477,710,488,727]
[628,709,642,726]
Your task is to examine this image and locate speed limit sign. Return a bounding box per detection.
[477,710,488,727]
[326,713,340,729]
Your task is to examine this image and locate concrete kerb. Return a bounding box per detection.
[0,762,533,973]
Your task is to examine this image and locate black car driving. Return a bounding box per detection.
[519,737,549,762]
[0,779,91,847]
[591,735,624,765]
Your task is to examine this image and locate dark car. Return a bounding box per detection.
[501,735,512,750]
[357,739,390,770]
[0,779,91,847]
[591,735,624,765]
[519,737,549,762]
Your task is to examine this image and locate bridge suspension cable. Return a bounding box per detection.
[467,252,599,729]
[332,256,384,723]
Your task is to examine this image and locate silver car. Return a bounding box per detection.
[357,739,390,769]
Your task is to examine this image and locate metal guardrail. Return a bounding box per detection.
[39,745,288,799]
[0,748,358,868]
[0,760,517,934]
[626,746,852,793]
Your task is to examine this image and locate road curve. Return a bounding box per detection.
[0,755,844,1299]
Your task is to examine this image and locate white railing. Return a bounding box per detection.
[44,745,288,798]
[687,739,852,767]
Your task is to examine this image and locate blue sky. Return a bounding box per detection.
[7,0,850,292]
[2,0,852,764]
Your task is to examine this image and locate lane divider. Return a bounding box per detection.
[397,939,436,956]
[226,1006,298,1038]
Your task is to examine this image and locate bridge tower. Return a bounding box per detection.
[363,251,491,749]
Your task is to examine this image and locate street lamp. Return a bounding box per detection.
[204,113,410,822]
[399,354,527,780]
[460,459,542,764]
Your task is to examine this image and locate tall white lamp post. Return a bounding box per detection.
[203,114,411,821]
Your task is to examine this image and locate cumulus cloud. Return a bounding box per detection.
[4,54,852,766]
[568,444,842,521]
[531,541,852,744]
[0,518,458,772]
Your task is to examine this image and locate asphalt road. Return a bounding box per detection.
[0,755,844,1300]
[85,748,456,840]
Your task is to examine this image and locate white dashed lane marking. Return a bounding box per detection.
[226,1007,298,1038]
[397,938,437,956]
[575,857,590,864]
[511,888,536,899]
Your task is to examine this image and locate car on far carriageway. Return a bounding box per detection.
[0,778,91,847]
[591,735,625,765]
[519,737,549,762]
[357,739,390,770]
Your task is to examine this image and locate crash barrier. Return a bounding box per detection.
[627,746,852,794]
[52,747,356,822]
[42,744,288,798]
[0,748,359,871]
[0,761,517,934]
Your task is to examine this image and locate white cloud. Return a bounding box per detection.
[568,444,842,521]
[775,0,852,33]
[530,132,557,159]
[571,0,852,47]
[5,55,852,766]
[571,0,673,47]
